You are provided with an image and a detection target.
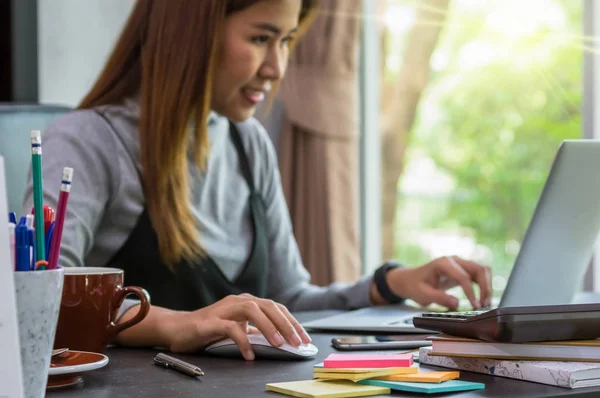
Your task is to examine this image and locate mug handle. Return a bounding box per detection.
[107,286,151,339]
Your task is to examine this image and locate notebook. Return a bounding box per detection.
[323,353,413,368]
[427,334,600,362]
[419,346,600,389]
[359,379,485,394]
[265,379,390,398]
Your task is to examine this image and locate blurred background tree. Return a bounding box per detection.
[379,0,582,296]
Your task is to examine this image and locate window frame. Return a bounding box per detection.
[583,0,598,291]
[359,0,382,275]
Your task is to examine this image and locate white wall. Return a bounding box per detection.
[37,0,135,106]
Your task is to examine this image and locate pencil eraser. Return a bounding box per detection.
[62,167,74,182]
[30,130,41,139]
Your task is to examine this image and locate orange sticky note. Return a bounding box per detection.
[323,353,413,368]
[375,371,460,383]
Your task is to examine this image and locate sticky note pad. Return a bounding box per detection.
[314,368,417,381]
[314,367,408,381]
[313,363,418,375]
[375,371,460,383]
[359,379,485,394]
[266,379,390,398]
[323,353,413,368]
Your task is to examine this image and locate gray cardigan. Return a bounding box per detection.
[23,98,372,311]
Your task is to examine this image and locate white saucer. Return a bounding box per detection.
[48,350,109,376]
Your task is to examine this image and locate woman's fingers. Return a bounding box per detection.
[247,325,261,334]
[453,257,493,307]
[254,298,302,346]
[439,256,479,309]
[229,299,287,347]
[218,320,255,361]
[217,294,308,347]
[418,283,459,310]
[276,303,312,344]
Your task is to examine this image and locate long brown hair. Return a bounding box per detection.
[79,0,317,268]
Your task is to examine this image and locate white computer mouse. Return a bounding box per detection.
[204,334,318,360]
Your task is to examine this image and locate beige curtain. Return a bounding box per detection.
[276,0,362,286]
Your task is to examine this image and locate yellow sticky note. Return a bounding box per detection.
[265,379,390,398]
[313,365,418,375]
[375,371,460,383]
[314,366,417,381]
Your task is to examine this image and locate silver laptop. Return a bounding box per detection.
[303,140,600,333]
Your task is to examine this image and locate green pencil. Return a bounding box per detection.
[31,130,45,262]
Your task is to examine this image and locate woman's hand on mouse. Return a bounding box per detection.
[165,293,311,360]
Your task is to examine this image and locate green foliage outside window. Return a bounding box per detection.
[390,0,583,296]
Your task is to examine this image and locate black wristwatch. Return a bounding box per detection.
[374,261,405,304]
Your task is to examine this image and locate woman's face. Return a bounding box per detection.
[211,0,301,122]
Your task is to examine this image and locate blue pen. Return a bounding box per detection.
[27,228,36,270]
[15,224,30,272]
[18,216,26,226]
[8,212,16,224]
[45,221,55,260]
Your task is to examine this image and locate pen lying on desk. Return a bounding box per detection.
[153,353,204,377]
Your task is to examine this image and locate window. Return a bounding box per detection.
[361,0,584,298]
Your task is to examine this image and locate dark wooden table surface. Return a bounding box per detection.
[47,310,600,397]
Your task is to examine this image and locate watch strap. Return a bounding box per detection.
[374,261,405,304]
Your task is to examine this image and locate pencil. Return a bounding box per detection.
[48,167,73,270]
[30,130,45,261]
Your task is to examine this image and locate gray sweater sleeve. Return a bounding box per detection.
[249,120,373,311]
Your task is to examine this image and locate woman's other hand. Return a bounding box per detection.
[371,256,492,311]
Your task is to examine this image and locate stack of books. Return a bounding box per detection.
[419,334,600,389]
[266,353,485,397]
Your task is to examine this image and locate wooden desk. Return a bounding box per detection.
[47,311,600,398]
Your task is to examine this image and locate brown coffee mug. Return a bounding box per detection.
[54,267,150,354]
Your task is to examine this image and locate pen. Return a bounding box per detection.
[153,353,204,377]
[45,221,55,260]
[25,214,34,229]
[25,215,35,268]
[8,212,16,224]
[15,224,30,272]
[31,130,45,262]
[27,228,37,270]
[44,205,55,235]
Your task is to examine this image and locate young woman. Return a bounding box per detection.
[24,0,491,360]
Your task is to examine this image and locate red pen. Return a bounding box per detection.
[44,205,55,235]
[31,205,55,235]
[48,167,73,270]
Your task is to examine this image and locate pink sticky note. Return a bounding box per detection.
[323,353,413,368]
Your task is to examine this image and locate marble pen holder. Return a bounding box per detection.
[14,267,64,398]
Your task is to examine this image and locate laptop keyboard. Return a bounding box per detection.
[420,309,489,320]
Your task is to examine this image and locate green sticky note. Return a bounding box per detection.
[359,379,485,394]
